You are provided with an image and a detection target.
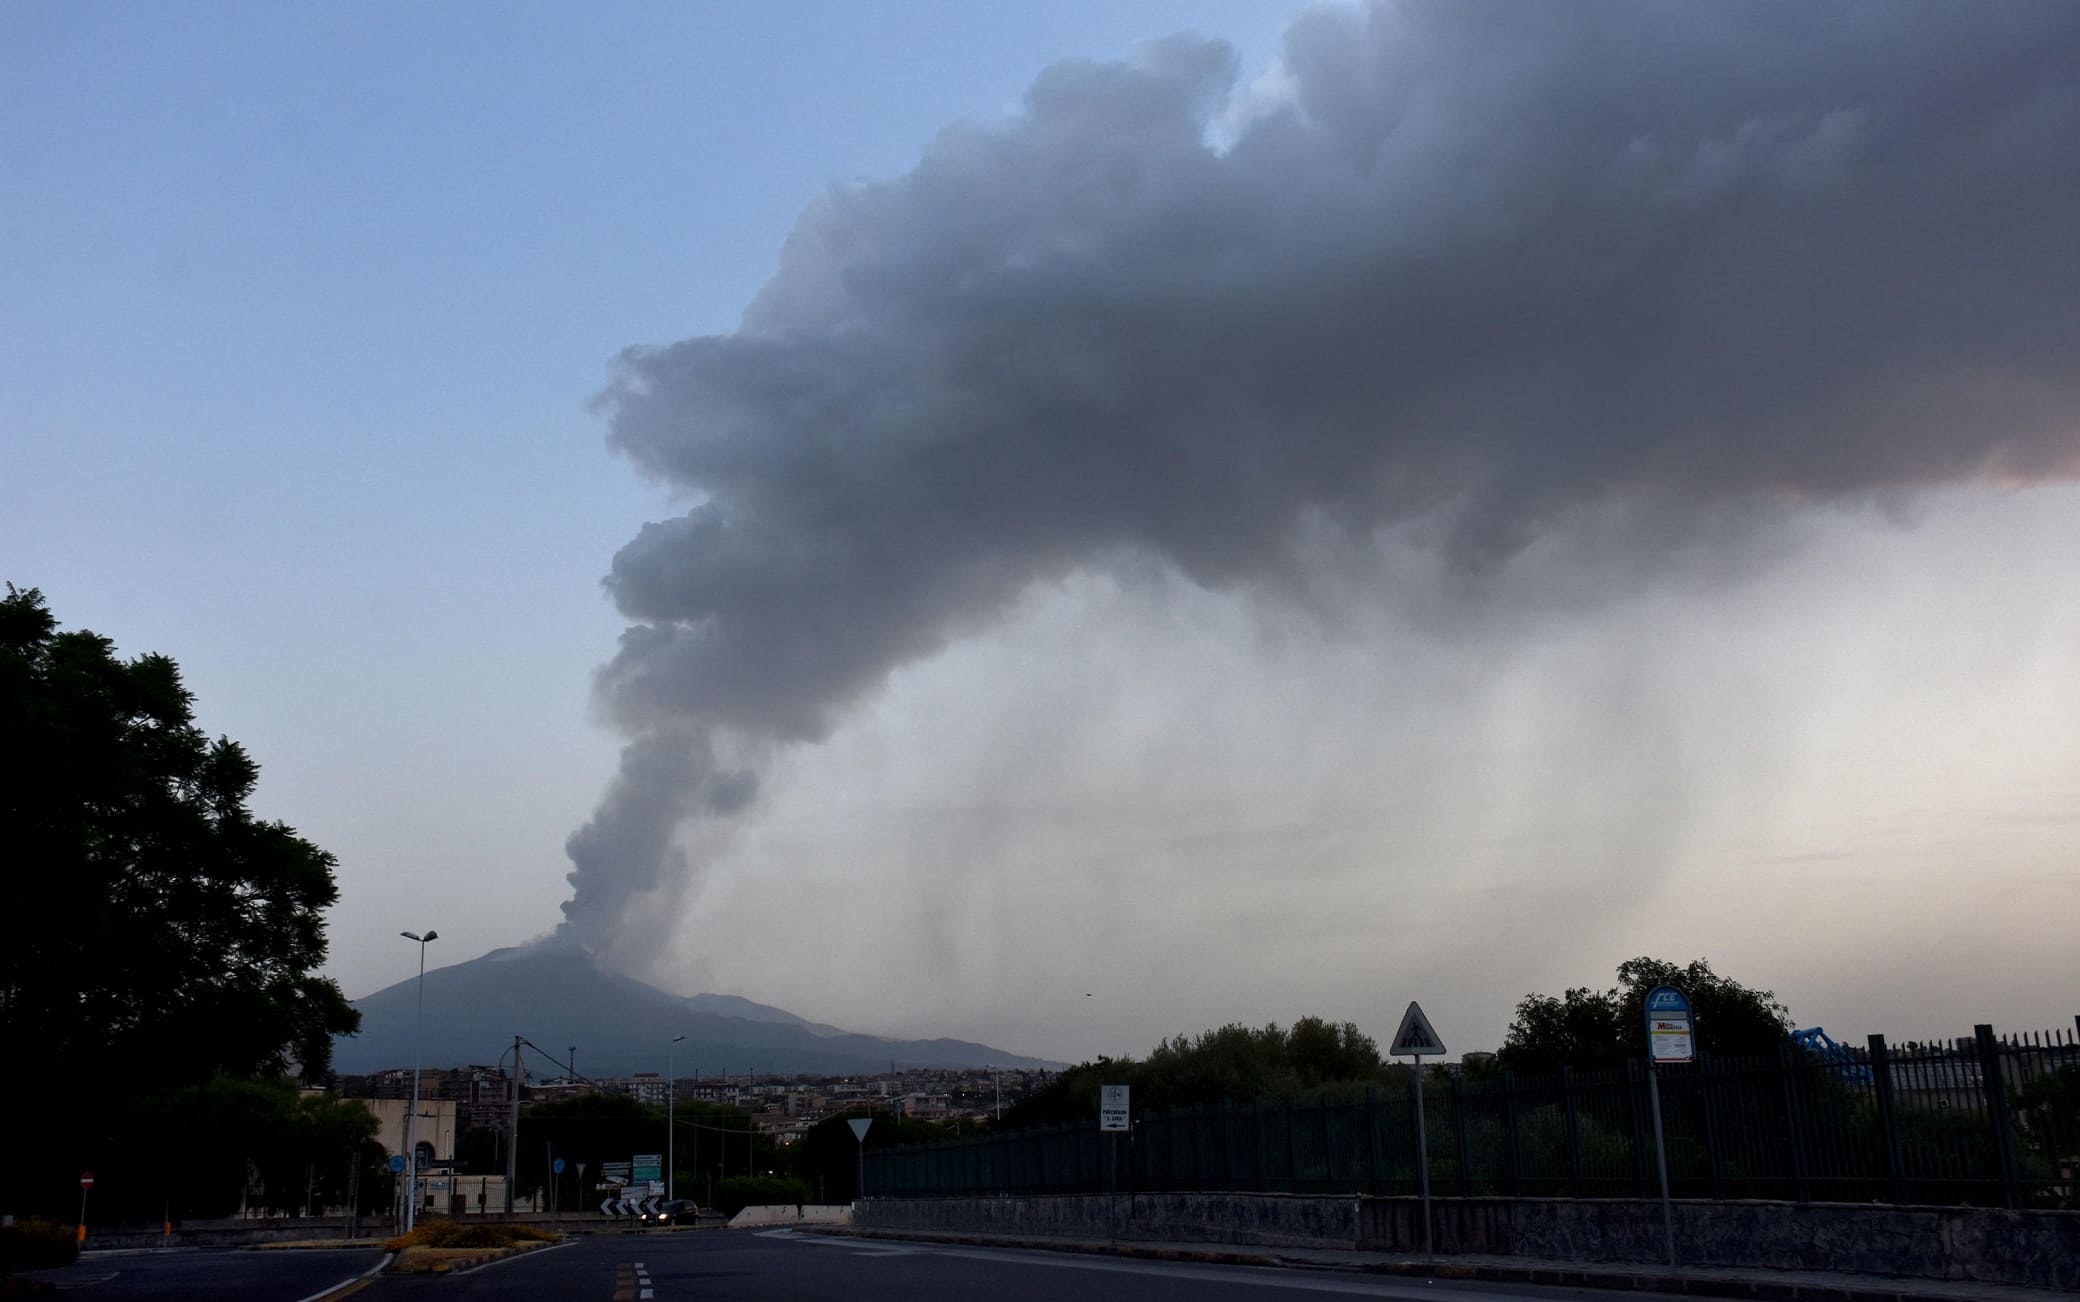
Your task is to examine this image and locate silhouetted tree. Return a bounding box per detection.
[788,1107,954,1203]
[1005,1015,1392,1125]
[1,585,358,1217]
[1498,956,1793,1073]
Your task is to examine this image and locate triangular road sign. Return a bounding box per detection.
[848,1118,873,1142]
[1389,1000,1447,1057]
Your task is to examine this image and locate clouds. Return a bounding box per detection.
[564,0,2080,950]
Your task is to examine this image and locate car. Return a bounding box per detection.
[644,1198,701,1226]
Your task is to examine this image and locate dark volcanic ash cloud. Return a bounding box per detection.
[562,0,2080,946]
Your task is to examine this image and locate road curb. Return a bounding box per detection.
[823,1228,2042,1302]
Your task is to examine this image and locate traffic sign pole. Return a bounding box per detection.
[1647,1063,1675,1266]
[78,1172,93,1245]
[1642,985,1691,1268]
[848,1117,873,1205]
[1412,1056,1431,1257]
[1389,1003,1445,1259]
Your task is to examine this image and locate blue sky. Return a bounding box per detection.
[1,0,1291,1007]
[7,3,2077,1063]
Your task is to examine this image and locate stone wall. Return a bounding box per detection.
[1358,1197,2080,1292]
[81,1215,392,1252]
[857,1194,2079,1290]
[78,1207,650,1252]
[730,1204,853,1228]
[859,1192,1359,1249]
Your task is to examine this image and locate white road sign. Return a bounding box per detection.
[1100,1084,1131,1132]
[1390,1001,1447,1057]
[1645,986,1695,1064]
[1648,1017,1694,1062]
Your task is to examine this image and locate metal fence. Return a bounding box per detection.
[867,1020,2080,1209]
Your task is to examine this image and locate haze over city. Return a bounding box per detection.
[6,0,2076,1070]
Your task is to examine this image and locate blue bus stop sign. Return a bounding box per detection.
[1644,985,1694,1063]
[388,1154,406,1174]
[553,1158,566,1175]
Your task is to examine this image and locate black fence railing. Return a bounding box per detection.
[867,1020,2080,1209]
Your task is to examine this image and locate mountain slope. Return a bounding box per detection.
[333,939,1056,1076]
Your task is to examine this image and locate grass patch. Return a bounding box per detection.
[388,1246,519,1274]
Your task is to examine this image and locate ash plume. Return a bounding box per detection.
[562,0,2080,947]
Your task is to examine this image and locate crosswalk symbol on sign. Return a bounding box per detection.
[1389,1001,1447,1057]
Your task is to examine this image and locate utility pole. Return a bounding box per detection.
[504,1034,523,1212]
[399,929,438,1234]
[668,1035,686,1204]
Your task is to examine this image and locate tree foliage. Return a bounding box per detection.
[1005,1016,1393,1126]
[1498,956,1794,1073]
[516,1093,780,1206]
[788,1107,960,1204]
[124,1077,387,1218]
[1,585,359,1216]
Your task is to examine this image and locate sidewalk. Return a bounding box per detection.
[823,1226,2075,1302]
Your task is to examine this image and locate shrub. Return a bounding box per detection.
[1,1217,80,1272]
[380,1219,554,1252]
[713,1175,813,1217]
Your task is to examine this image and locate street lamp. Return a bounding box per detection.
[668,1035,686,1206]
[399,929,439,1233]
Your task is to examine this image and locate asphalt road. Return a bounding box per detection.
[352,1230,1695,1302]
[19,1245,386,1301]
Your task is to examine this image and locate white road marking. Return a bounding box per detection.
[639,1290,654,1299]
[291,1253,392,1302]
[770,1235,1640,1300]
[446,1238,582,1275]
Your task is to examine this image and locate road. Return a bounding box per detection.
[17,1231,1700,1301]
[18,1245,385,1301]
[349,1230,1691,1302]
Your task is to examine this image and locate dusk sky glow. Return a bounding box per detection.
[5,1,2075,1065]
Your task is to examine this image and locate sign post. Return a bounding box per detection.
[78,1172,93,1244]
[1100,1085,1130,1241]
[1643,985,1691,1268]
[1389,1002,1446,1257]
[848,1117,873,1203]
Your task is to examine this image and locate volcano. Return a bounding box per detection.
[332,936,1059,1076]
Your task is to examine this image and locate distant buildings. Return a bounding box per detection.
[329,1064,1052,1164]
[360,1097,456,1168]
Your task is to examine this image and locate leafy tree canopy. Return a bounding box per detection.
[1,585,359,1213]
[790,1106,961,1204]
[1498,956,1794,1073]
[1006,1015,1394,1126]
[124,1077,384,1219]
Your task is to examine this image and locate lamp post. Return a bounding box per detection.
[399,929,439,1233]
[668,1035,686,1205]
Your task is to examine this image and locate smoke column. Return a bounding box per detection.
[562,0,2080,948]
